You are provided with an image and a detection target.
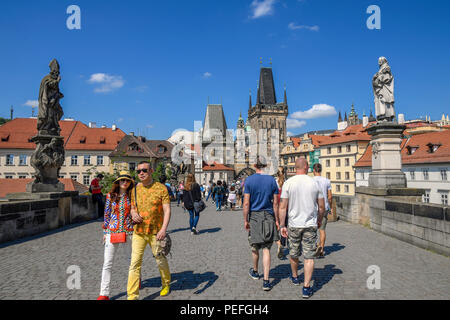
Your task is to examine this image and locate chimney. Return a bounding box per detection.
[89,122,97,128]
[130,132,135,136]
[398,114,405,124]
[101,124,106,128]
[112,124,117,131]
[363,114,369,127]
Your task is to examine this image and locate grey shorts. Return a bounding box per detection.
[319,212,330,230]
[248,234,273,251]
[288,227,318,259]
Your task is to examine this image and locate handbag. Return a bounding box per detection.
[188,185,206,213]
[158,233,172,257]
[110,232,127,243]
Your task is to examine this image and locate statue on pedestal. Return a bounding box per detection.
[372,57,396,122]
[37,59,64,136]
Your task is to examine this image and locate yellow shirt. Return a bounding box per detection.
[131,181,170,235]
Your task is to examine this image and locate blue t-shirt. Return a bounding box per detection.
[244,173,279,215]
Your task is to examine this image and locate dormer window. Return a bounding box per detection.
[1,133,10,141]
[80,136,86,143]
[406,146,418,155]
[99,136,106,144]
[426,143,441,153]
[128,143,141,152]
[158,145,166,154]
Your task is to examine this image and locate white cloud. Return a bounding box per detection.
[146,124,153,129]
[88,73,124,93]
[288,22,319,31]
[23,100,38,108]
[250,0,277,19]
[287,131,294,137]
[286,118,307,129]
[291,104,337,119]
[203,72,212,78]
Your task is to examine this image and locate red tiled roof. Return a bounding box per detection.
[354,130,450,167]
[290,137,301,148]
[0,178,88,198]
[0,118,126,151]
[318,124,372,146]
[310,135,330,147]
[202,162,234,171]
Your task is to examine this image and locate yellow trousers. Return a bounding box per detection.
[127,233,171,300]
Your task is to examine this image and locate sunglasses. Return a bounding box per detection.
[119,179,131,183]
[136,169,149,174]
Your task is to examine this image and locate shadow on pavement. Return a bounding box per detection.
[269,263,303,287]
[311,264,343,294]
[110,270,219,300]
[323,243,345,256]
[167,227,191,234]
[197,227,221,235]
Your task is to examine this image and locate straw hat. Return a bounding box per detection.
[114,171,135,186]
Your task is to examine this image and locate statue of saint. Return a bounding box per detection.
[37,59,64,135]
[372,57,395,122]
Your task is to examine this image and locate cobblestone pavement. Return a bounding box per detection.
[0,201,449,300]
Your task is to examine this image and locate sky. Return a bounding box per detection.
[0,0,449,139]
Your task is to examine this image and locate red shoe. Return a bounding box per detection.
[97,295,109,300]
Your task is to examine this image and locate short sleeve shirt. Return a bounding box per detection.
[313,176,332,211]
[131,182,170,235]
[244,173,279,215]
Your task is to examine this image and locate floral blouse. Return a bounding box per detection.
[103,192,134,235]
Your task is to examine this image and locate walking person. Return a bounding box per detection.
[127,161,172,299]
[279,158,325,299]
[227,184,237,211]
[213,181,224,212]
[210,182,217,204]
[205,182,213,202]
[275,167,287,260]
[91,173,105,218]
[312,163,332,257]
[235,181,242,209]
[243,157,280,291]
[183,174,202,235]
[222,181,229,209]
[97,171,135,300]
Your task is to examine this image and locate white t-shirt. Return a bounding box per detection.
[280,174,324,228]
[313,176,332,211]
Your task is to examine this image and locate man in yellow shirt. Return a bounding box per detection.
[127,161,171,299]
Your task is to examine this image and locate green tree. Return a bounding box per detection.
[152,161,165,182]
[0,117,10,125]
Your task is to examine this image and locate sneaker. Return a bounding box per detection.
[289,275,300,286]
[192,227,198,235]
[160,285,170,297]
[302,286,313,299]
[249,268,259,280]
[97,295,109,300]
[263,280,272,291]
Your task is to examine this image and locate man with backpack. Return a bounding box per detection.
[90,173,105,218]
[213,181,224,212]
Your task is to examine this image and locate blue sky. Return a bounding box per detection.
[1,0,449,139]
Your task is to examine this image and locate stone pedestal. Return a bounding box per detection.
[27,134,65,193]
[367,122,407,188]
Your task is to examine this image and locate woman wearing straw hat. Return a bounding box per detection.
[97,171,135,300]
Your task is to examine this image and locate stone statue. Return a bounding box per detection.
[31,137,65,184]
[37,59,64,136]
[372,57,395,122]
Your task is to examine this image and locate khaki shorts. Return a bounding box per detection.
[288,227,317,259]
[319,212,329,230]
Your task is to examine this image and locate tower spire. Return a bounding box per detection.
[10,105,13,120]
[249,89,252,109]
[338,111,342,122]
[284,83,287,104]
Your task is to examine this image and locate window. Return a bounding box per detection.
[345,158,350,166]
[336,185,341,192]
[327,147,331,154]
[410,170,415,180]
[220,172,223,179]
[345,185,349,193]
[83,175,91,185]
[18,175,26,179]
[326,172,331,180]
[346,145,351,152]
[336,172,341,180]
[422,169,429,180]
[345,172,350,180]
[97,156,104,166]
[71,155,78,166]
[337,146,342,153]
[19,155,27,166]
[326,160,330,167]
[84,155,91,166]
[440,192,448,206]
[71,175,78,181]
[6,154,14,165]
[336,159,341,167]
[361,172,365,180]
[129,162,136,172]
[158,146,166,154]
[441,169,448,181]
[5,175,13,179]
[423,190,430,203]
